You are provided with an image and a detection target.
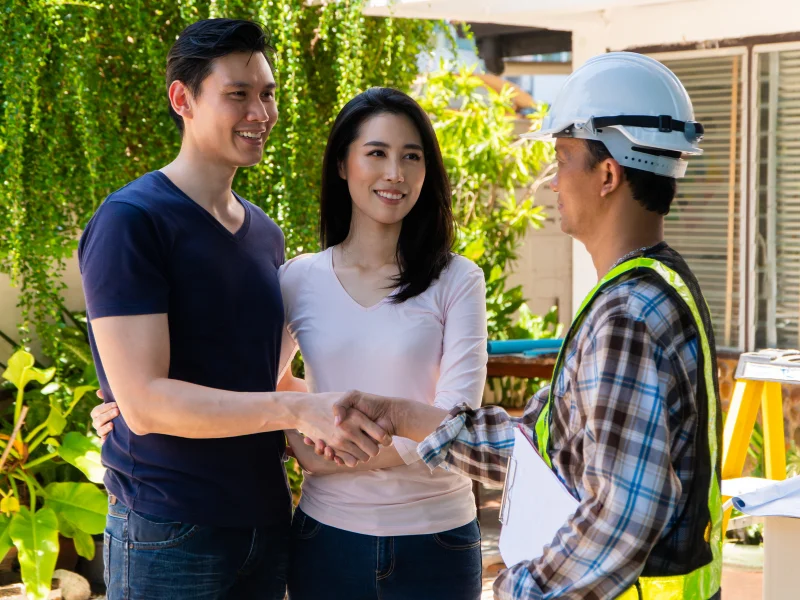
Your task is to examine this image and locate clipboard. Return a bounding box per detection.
[498,425,579,567]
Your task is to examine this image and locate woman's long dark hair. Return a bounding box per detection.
[319,87,455,303]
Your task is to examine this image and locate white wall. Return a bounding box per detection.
[577,0,800,51]
[0,252,86,364]
[506,186,573,323]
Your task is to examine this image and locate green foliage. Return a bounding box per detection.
[57,432,105,484]
[1,309,100,466]
[0,514,13,567]
[285,456,304,506]
[788,441,800,477]
[1,349,102,596]
[42,482,106,535]
[414,68,553,325]
[9,507,59,600]
[747,419,800,479]
[414,68,558,407]
[0,0,436,357]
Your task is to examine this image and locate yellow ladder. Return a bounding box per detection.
[721,349,795,533]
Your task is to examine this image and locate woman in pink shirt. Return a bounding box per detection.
[92,87,487,599]
[278,87,487,600]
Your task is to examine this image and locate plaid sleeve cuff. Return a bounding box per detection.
[416,404,471,471]
[494,562,542,599]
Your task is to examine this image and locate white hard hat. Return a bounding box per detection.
[522,52,703,178]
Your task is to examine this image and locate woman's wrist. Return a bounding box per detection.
[390,399,449,442]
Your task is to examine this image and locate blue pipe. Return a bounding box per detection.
[487,338,563,355]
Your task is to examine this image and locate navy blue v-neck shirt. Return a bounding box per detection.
[79,171,290,528]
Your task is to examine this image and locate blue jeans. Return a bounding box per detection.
[288,508,482,600]
[104,498,289,600]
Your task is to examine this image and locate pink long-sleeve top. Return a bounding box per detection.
[278,248,488,536]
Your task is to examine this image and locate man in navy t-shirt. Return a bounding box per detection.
[79,19,387,599]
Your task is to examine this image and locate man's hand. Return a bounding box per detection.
[292,391,392,467]
[90,390,119,443]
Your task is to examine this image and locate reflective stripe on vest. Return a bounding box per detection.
[534,257,722,600]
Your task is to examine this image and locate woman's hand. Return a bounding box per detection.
[90,390,120,443]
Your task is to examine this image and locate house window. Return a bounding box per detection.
[655,51,748,350]
[753,45,800,349]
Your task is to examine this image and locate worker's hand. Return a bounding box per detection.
[333,390,398,440]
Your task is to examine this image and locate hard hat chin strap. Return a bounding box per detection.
[589,114,704,143]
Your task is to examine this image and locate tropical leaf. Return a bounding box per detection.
[43,482,106,535]
[72,528,95,560]
[39,382,60,395]
[45,404,67,436]
[1,350,55,391]
[57,433,105,484]
[67,385,97,414]
[54,512,95,560]
[55,512,76,538]
[9,507,59,600]
[463,238,485,261]
[0,514,13,564]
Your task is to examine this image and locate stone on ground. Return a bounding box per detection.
[52,570,91,600]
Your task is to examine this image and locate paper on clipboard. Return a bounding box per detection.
[498,426,579,568]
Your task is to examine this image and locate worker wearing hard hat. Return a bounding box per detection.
[328,52,723,599]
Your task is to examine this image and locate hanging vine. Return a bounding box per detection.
[1,0,437,357]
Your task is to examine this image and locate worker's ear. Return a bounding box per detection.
[599,158,625,198]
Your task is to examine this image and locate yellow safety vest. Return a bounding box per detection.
[534,257,722,600]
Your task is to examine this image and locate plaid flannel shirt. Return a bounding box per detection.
[418,271,703,600]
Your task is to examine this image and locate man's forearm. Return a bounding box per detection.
[124,378,310,438]
[126,382,387,467]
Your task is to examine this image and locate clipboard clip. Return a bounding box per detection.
[499,456,517,525]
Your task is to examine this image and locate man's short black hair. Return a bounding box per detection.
[165,19,274,135]
[584,139,678,215]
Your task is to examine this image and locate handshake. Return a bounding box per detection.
[290,391,447,470]
[292,391,404,468]
[90,388,447,470]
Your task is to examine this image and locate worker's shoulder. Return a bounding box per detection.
[589,273,698,343]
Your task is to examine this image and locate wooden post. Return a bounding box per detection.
[724,56,740,347]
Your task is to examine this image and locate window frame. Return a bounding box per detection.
[649,47,750,351]
[750,40,800,350]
